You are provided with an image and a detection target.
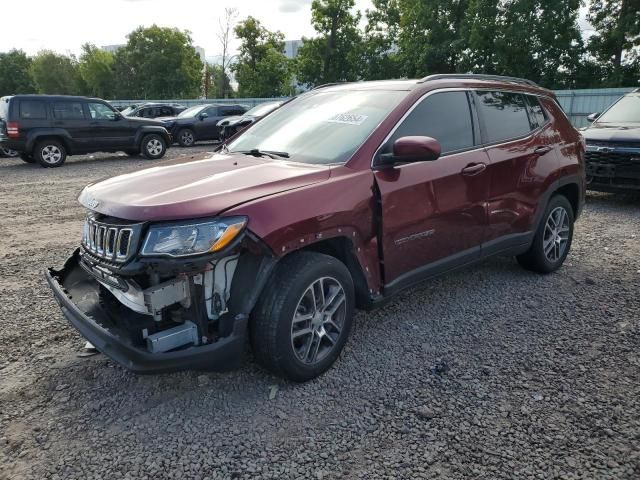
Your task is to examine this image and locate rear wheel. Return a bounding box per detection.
[517,194,574,273]
[34,140,66,168]
[141,134,166,159]
[250,252,355,382]
[177,128,195,147]
[1,147,19,158]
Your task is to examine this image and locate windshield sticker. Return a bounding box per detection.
[326,113,368,125]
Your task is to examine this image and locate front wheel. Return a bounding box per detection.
[250,252,355,382]
[1,147,19,158]
[177,128,195,147]
[34,140,66,168]
[141,134,166,159]
[517,194,574,273]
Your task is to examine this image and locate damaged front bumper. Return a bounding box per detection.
[46,248,274,374]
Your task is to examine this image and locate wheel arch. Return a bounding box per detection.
[26,131,73,155]
[553,182,581,218]
[294,236,371,309]
[135,127,171,147]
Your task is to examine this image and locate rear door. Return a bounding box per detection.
[374,90,490,289]
[474,90,558,253]
[52,101,87,150]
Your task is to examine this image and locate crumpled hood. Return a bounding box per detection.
[79,153,331,221]
[583,123,640,143]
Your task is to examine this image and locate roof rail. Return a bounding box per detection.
[418,74,538,87]
[312,83,339,90]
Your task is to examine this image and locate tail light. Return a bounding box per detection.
[6,122,19,138]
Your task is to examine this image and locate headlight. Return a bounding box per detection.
[141,217,247,257]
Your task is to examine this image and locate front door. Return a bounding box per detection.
[194,106,223,140]
[85,102,131,149]
[373,90,489,290]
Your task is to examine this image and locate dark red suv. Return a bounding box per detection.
[47,75,585,381]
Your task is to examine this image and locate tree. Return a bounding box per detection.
[588,0,640,86]
[232,17,291,97]
[203,63,233,98]
[361,0,403,80]
[493,0,584,88]
[113,25,203,99]
[459,0,500,74]
[295,0,363,86]
[396,0,469,77]
[78,44,115,99]
[0,50,36,97]
[216,7,239,98]
[31,51,84,95]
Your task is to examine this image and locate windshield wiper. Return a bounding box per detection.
[239,149,290,159]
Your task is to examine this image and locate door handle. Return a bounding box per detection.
[534,146,552,155]
[461,162,487,176]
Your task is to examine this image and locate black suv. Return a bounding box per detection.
[121,103,186,119]
[161,104,247,147]
[583,89,640,192]
[0,95,172,168]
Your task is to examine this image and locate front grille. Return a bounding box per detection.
[585,150,640,166]
[82,215,143,263]
[586,140,640,149]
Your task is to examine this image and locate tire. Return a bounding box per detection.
[517,194,574,274]
[124,149,139,157]
[1,147,19,158]
[141,134,166,159]
[177,128,195,147]
[34,139,66,168]
[19,153,35,163]
[250,252,355,382]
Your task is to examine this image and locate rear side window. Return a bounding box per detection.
[475,91,531,143]
[160,107,173,116]
[386,91,475,155]
[525,95,548,128]
[19,100,47,119]
[221,107,244,116]
[53,102,85,120]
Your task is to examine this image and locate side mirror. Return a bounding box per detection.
[587,112,600,123]
[199,112,209,120]
[112,112,122,121]
[376,136,441,169]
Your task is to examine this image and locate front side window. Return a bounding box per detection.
[20,100,47,119]
[228,89,408,165]
[597,95,640,124]
[384,91,475,155]
[88,102,117,120]
[178,105,207,118]
[475,91,531,143]
[53,102,85,120]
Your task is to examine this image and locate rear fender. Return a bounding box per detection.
[26,129,73,154]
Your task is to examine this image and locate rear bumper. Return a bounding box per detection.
[45,253,246,374]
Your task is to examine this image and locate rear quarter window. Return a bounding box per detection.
[19,100,47,119]
[525,95,548,128]
[475,91,531,144]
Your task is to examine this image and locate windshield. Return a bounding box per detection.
[245,102,281,117]
[228,89,407,165]
[120,106,135,116]
[598,95,640,124]
[178,105,207,118]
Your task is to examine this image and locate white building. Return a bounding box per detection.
[284,40,303,59]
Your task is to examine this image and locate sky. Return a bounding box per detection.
[0,0,592,61]
[0,0,373,60]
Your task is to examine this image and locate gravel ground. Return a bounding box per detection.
[0,148,639,480]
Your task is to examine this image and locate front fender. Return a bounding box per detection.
[134,127,172,148]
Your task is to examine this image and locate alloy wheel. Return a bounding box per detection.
[41,145,62,164]
[543,206,570,262]
[147,139,163,156]
[290,276,347,365]
[181,131,194,146]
